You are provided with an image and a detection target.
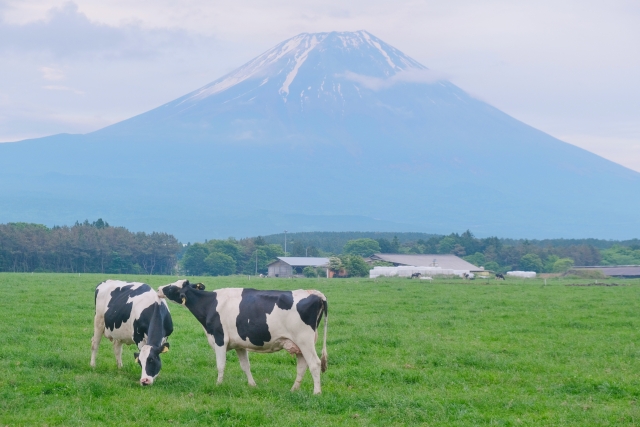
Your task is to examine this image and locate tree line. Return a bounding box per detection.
[0,220,180,274]
[4,220,639,277]
[269,231,639,274]
[179,236,284,276]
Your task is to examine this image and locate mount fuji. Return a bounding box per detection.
[1,31,638,241]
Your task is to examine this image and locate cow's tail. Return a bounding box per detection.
[320,298,328,373]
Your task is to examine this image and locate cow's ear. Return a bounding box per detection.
[134,352,140,363]
[160,343,170,353]
[194,283,205,291]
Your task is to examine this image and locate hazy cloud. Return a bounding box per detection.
[0,2,201,59]
[341,69,448,90]
[41,66,65,80]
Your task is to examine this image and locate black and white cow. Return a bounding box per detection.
[91,280,173,386]
[158,280,328,394]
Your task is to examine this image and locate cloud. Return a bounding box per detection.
[0,2,202,59]
[41,66,65,80]
[340,68,449,90]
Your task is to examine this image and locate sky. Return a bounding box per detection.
[1,0,639,171]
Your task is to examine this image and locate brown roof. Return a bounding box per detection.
[369,253,482,271]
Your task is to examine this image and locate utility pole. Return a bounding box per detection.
[284,230,288,256]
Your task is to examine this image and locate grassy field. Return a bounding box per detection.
[1,273,640,426]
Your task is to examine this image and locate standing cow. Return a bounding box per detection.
[91,280,173,386]
[157,280,328,394]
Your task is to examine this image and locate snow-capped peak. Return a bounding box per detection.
[181,31,428,104]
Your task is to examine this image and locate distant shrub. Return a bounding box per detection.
[303,266,317,278]
[552,258,575,273]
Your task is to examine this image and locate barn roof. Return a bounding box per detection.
[369,253,482,271]
[270,257,330,267]
[572,266,640,277]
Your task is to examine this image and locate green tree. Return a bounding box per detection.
[391,236,400,252]
[306,246,320,257]
[437,236,456,254]
[207,239,242,262]
[341,255,370,277]
[552,258,574,273]
[204,252,236,276]
[483,261,500,272]
[376,238,393,253]
[452,244,466,256]
[343,238,381,257]
[181,243,209,275]
[464,252,486,268]
[544,255,560,273]
[328,257,343,274]
[601,245,640,265]
[519,253,543,273]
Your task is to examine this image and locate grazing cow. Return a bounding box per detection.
[91,280,173,386]
[495,273,505,280]
[410,272,421,279]
[158,280,328,394]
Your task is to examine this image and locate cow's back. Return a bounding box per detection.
[214,288,326,351]
[95,280,162,344]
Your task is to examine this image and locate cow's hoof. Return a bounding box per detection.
[291,384,300,392]
[248,381,257,387]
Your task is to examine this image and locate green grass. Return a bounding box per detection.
[1,273,640,426]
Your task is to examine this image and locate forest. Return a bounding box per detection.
[0,220,180,275]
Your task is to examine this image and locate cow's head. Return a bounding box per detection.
[157,280,205,305]
[134,342,169,386]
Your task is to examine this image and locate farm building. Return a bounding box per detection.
[570,266,640,278]
[267,257,329,278]
[368,254,482,272]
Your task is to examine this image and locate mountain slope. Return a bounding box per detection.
[1,31,638,241]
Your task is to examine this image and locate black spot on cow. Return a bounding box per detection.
[104,284,151,332]
[132,301,173,346]
[205,293,225,347]
[236,289,294,346]
[296,295,324,331]
[166,284,225,347]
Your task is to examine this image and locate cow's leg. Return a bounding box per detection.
[298,343,322,394]
[206,333,228,385]
[113,340,124,368]
[214,345,228,385]
[90,314,104,368]
[291,353,308,391]
[236,348,257,387]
